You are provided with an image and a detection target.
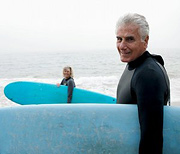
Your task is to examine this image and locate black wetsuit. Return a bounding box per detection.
[61,77,76,103]
[117,51,170,154]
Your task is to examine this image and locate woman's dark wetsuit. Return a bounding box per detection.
[61,77,76,103]
[117,51,170,154]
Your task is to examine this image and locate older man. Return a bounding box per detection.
[116,13,170,154]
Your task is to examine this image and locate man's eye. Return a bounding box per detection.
[126,36,135,42]
[116,37,122,42]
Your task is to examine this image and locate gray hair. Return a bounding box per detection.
[63,66,74,78]
[115,13,149,41]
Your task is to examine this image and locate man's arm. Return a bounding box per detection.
[133,68,166,154]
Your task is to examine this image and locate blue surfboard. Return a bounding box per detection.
[0,104,179,154]
[4,81,116,105]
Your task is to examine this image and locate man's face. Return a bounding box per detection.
[116,24,149,63]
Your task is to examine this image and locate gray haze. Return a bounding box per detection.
[0,0,180,53]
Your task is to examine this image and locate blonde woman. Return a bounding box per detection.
[57,66,76,103]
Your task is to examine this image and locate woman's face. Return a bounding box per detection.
[63,68,71,79]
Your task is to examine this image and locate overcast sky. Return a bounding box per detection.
[0,0,180,53]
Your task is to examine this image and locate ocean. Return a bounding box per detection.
[0,49,180,107]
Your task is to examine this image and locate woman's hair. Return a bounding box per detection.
[63,66,74,78]
[115,13,149,41]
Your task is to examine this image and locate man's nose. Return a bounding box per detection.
[118,40,127,50]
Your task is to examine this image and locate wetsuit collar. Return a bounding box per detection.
[65,77,72,81]
[128,51,150,70]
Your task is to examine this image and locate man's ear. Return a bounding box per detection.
[144,35,149,49]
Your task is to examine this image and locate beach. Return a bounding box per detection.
[0,49,180,107]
